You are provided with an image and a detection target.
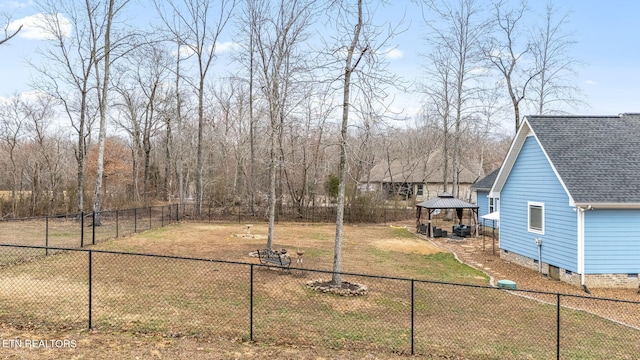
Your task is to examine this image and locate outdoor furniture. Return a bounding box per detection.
[452,224,471,237]
[256,249,291,272]
[432,226,447,238]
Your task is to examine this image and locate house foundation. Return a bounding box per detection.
[500,249,640,289]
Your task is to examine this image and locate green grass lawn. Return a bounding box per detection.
[0,222,638,359]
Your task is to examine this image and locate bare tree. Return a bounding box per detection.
[528,3,582,114]
[156,0,236,215]
[93,0,131,224]
[244,0,318,250]
[422,0,487,198]
[327,0,368,287]
[326,0,403,287]
[483,0,538,132]
[32,2,100,215]
[286,85,334,212]
[22,93,66,214]
[210,77,252,205]
[472,84,507,174]
[0,96,26,216]
[113,42,170,203]
[421,46,454,193]
[1,13,22,46]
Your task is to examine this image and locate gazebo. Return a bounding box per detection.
[415,192,479,238]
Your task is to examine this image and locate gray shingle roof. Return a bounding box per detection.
[527,114,640,203]
[416,192,478,209]
[470,168,500,191]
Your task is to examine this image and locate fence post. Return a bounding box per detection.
[92,211,96,245]
[80,211,84,247]
[88,250,93,329]
[250,264,254,341]
[45,216,49,256]
[411,279,415,355]
[556,294,560,360]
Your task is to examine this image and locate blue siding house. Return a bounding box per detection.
[471,169,500,228]
[490,114,640,288]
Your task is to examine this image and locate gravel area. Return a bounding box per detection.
[425,233,640,302]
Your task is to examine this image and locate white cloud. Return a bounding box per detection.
[216,41,240,53]
[174,41,241,58]
[175,44,196,58]
[0,90,47,106]
[384,47,404,60]
[2,0,34,9]
[584,80,596,85]
[470,65,489,75]
[9,13,72,40]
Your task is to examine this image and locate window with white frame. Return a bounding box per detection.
[528,202,544,234]
[489,197,495,213]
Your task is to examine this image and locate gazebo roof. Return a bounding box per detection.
[416,192,478,209]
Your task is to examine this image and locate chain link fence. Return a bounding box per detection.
[0,244,638,358]
[0,203,413,251]
[0,204,181,249]
[182,203,415,224]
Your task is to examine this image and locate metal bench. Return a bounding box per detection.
[256,249,291,272]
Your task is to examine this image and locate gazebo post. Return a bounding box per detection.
[427,210,433,237]
[492,220,496,255]
[416,207,422,233]
[482,218,485,250]
[473,208,479,237]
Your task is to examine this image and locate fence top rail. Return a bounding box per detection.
[0,204,180,222]
[0,214,79,222]
[1,243,638,305]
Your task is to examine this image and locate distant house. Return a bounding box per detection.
[358,157,481,203]
[490,114,640,288]
[471,168,500,228]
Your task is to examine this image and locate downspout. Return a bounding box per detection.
[578,207,584,287]
[577,206,591,292]
[535,237,542,273]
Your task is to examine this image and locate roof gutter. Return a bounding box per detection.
[574,202,640,209]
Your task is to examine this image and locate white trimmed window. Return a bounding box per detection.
[489,197,495,213]
[528,202,544,234]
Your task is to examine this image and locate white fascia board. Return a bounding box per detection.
[574,203,640,209]
[489,120,531,195]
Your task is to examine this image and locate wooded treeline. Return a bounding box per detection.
[0,0,580,219]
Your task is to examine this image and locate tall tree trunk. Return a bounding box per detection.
[174,44,183,203]
[266,112,277,251]
[92,0,116,226]
[248,32,256,215]
[333,0,364,287]
[196,79,204,215]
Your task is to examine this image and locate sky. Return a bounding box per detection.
[1,0,640,127]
